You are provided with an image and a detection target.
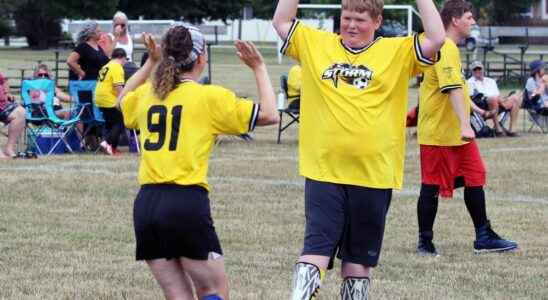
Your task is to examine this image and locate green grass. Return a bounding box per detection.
[1,47,548,299]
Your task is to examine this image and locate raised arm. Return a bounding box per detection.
[448,88,475,141]
[416,0,446,59]
[117,33,159,108]
[235,40,279,126]
[273,0,299,41]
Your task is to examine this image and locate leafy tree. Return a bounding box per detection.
[118,0,247,23]
[7,0,119,49]
[0,18,12,38]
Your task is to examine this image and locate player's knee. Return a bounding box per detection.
[419,184,439,199]
[340,277,370,300]
[291,262,325,300]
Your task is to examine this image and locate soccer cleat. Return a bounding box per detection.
[340,277,370,300]
[99,141,114,156]
[474,222,518,253]
[291,262,324,300]
[417,238,439,257]
[417,231,439,257]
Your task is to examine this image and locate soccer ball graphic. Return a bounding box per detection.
[353,77,369,89]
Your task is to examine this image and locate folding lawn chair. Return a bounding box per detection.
[521,89,548,133]
[21,79,84,155]
[68,80,105,150]
[277,75,300,144]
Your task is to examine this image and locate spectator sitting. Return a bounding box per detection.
[467,61,522,136]
[525,59,548,115]
[0,72,26,158]
[30,64,72,120]
[95,48,127,155]
[286,64,301,110]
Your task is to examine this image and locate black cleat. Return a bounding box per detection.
[474,222,518,254]
[417,238,439,257]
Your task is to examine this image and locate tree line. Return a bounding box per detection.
[0,0,537,49]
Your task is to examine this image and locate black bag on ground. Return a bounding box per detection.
[470,111,493,138]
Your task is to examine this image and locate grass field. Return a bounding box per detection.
[1,47,548,299]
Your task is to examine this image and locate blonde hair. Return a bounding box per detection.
[342,0,384,18]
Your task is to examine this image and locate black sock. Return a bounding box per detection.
[464,186,488,229]
[417,184,440,238]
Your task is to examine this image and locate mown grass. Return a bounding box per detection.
[0,47,547,299]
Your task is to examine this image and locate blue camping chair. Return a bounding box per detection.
[68,80,105,150]
[21,79,84,155]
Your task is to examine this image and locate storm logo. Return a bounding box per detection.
[322,63,373,90]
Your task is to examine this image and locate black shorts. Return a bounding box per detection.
[133,184,222,261]
[302,178,392,268]
[0,102,19,124]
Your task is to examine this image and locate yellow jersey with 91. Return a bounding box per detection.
[418,38,471,146]
[95,60,125,108]
[121,81,259,191]
[281,20,437,189]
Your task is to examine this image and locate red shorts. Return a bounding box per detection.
[420,141,486,198]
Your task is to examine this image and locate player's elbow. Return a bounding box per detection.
[272,18,290,40]
[257,110,280,126]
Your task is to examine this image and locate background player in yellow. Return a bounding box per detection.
[273,0,445,298]
[416,0,517,257]
[95,48,127,155]
[118,26,278,300]
[286,64,302,109]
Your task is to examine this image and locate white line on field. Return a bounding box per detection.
[1,166,546,204]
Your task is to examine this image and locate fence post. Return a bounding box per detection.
[503,54,507,82]
[54,51,60,86]
[207,43,212,83]
[214,26,219,45]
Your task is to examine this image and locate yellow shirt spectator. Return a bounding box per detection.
[96,59,125,108]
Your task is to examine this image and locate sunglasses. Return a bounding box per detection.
[115,23,126,28]
[37,73,50,78]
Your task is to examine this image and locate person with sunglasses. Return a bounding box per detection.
[30,64,72,120]
[109,11,139,81]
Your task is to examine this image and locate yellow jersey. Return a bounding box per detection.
[418,38,471,146]
[121,81,259,191]
[287,64,302,104]
[96,60,125,108]
[282,20,436,189]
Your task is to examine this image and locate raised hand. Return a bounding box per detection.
[235,40,265,70]
[143,33,161,62]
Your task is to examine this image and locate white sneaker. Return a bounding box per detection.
[100,141,114,155]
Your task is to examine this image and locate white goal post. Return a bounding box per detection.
[277,4,421,64]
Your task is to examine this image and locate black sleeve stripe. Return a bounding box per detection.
[440,84,462,93]
[248,104,259,132]
[414,34,438,65]
[280,19,300,55]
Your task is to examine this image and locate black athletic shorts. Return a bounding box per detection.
[302,178,392,268]
[0,102,19,124]
[133,184,223,261]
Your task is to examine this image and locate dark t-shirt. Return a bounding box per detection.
[69,43,109,81]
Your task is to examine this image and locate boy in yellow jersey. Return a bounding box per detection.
[273,0,445,298]
[416,0,517,257]
[286,64,302,109]
[118,26,278,300]
[95,48,127,155]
